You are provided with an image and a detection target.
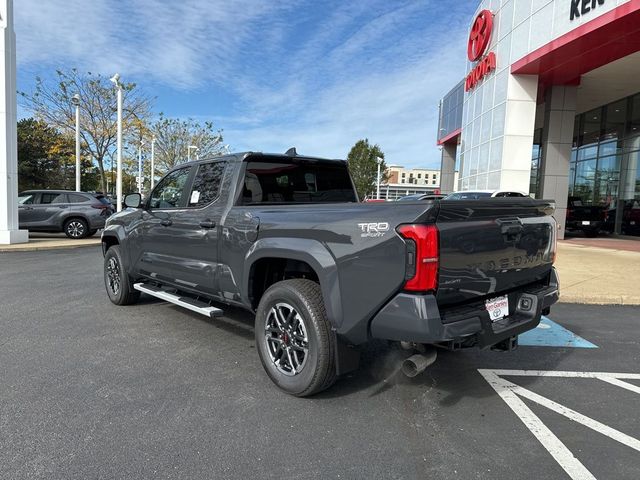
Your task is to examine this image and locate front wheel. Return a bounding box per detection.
[255,279,336,397]
[104,245,140,306]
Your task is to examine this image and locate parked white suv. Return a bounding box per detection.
[444,190,528,200]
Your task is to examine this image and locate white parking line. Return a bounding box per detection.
[479,369,640,480]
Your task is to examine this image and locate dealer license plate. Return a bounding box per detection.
[582,220,591,225]
[486,295,509,322]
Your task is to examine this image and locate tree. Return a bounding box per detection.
[19,69,153,193]
[17,118,75,191]
[152,113,226,174]
[346,139,388,200]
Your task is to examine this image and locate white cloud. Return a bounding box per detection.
[15,0,474,168]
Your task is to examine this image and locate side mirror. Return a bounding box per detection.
[124,193,142,209]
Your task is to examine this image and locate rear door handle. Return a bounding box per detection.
[199,219,216,229]
[160,219,172,227]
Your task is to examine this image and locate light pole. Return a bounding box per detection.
[110,73,123,211]
[150,136,156,189]
[376,156,383,200]
[71,94,81,191]
[137,140,144,193]
[188,145,198,162]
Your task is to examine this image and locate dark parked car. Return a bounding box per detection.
[565,196,606,237]
[396,193,446,201]
[603,200,640,236]
[18,190,113,238]
[102,151,558,396]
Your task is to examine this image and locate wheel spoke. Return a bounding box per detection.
[290,312,301,331]
[285,347,296,373]
[273,306,287,329]
[285,308,296,328]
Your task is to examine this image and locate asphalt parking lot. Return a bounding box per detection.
[1,247,638,479]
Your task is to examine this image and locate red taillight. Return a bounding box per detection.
[397,224,439,292]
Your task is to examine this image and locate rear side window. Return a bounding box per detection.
[188,162,226,207]
[68,193,91,203]
[18,194,35,204]
[495,192,525,198]
[40,193,66,204]
[242,161,356,204]
[95,196,111,206]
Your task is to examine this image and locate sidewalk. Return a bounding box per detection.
[555,236,640,305]
[0,233,101,252]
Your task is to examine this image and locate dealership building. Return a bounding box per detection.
[438,0,640,238]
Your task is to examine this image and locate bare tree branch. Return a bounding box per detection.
[19,69,154,193]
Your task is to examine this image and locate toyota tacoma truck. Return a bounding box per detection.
[101,150,559,396]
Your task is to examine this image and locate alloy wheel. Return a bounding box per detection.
[106,257,121,296]
[66,221,85,238]
[265,302,309,376]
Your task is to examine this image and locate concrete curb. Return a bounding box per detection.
[558,296,640,306]
[0,240,101,253]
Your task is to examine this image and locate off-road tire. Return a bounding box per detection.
[104,245,140,306]
[255,279,336,397]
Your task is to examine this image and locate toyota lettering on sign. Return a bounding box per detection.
[464,9,496,92]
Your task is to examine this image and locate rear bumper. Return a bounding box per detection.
[369,268,559,349]
[566,220,603,231]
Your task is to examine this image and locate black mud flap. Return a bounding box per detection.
[333,331,360,376]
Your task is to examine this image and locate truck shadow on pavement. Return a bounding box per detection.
[159,302,572,403]
[316,342,569,402]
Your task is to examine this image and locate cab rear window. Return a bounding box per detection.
[242,161,356,204]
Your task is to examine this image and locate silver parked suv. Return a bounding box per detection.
[18,190,114,238]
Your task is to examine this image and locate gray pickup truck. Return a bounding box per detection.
[101,150,559,396]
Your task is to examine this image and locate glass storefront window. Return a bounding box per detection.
[624,134,640,154]
[627,93,640,136]
[574,160,597,203]
[530,129,542,198]
[594,155,620,207]
[582,107,602,145]
[572,116,580,148]
[569,92,640,235]
[598,139,620,157]
[603,99,626,141]
[568,164,576,197]
[577,144,598,161]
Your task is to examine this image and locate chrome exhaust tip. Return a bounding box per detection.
[401,350,437,378]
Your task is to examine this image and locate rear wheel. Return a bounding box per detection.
[104,245,140,306]
[64,218,89,239]
[255,279,336,397]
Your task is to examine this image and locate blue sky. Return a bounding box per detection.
[15,0,477,169]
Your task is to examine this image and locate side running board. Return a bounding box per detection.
[133,283,223,318]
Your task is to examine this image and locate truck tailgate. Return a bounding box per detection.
[435,199,556,307]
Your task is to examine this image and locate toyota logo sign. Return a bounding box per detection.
[464,9,496,91]
[467,10,493,62]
